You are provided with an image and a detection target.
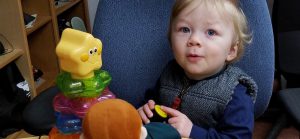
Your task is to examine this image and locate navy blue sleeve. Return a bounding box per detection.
[189,84,254,139]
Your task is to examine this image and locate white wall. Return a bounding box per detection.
[87,0,100,30]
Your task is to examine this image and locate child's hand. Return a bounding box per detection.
[161,106,193,138]
[137,100,156,124]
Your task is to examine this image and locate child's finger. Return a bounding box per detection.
[148,100,156,109]
[160,105,181,117]
[143,104,154,118]
[138,108,150,124]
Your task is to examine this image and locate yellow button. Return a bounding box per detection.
[154,105,167,118]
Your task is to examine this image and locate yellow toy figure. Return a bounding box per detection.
[56,28,103,80]
[56,28,112,98]
[81,99,181,139]
[49,28,115,138]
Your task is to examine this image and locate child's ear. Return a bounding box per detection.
[226,43,238,61]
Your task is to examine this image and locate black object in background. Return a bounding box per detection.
[0,40,4,54]
[32,67,43,81]
[23,13,35,25]
[57,17,71,36]
[277,0,300,32]
[0,63,30,138]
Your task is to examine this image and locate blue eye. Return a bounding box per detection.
[180,27,190,33]
[207,29,216,36]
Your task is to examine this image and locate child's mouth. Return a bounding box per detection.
[187,54,203,62]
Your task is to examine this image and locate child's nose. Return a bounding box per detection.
[188,33,201,47]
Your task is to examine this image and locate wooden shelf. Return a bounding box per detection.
[0,49,23,69]
[36,71,56,94]
[26,15,52,35]
[55,0,81,16]
[5,129,49,139]
[1,0,90,98]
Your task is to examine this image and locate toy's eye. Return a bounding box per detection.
[89,49,93,55]
[94,47,97,53]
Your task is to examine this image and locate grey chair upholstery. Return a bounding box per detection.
[22,0,274,136]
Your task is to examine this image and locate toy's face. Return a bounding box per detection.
[56,29,103,78]
[76,38,102,71]
[80,45,101,65]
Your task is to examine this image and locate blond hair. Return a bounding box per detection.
[168,0,252,63]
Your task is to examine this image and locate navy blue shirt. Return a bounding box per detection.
[189,84,254,139]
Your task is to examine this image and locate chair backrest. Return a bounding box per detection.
[93,0,274,118]
[275,0,300,88]
[278,31,300,75]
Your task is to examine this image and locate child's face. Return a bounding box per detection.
[170,2,238,80]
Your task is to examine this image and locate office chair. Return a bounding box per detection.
[266,31,300,139]
[22,0,274,136]
[265,0,300,138]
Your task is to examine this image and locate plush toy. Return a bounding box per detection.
[81,99,181,139]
